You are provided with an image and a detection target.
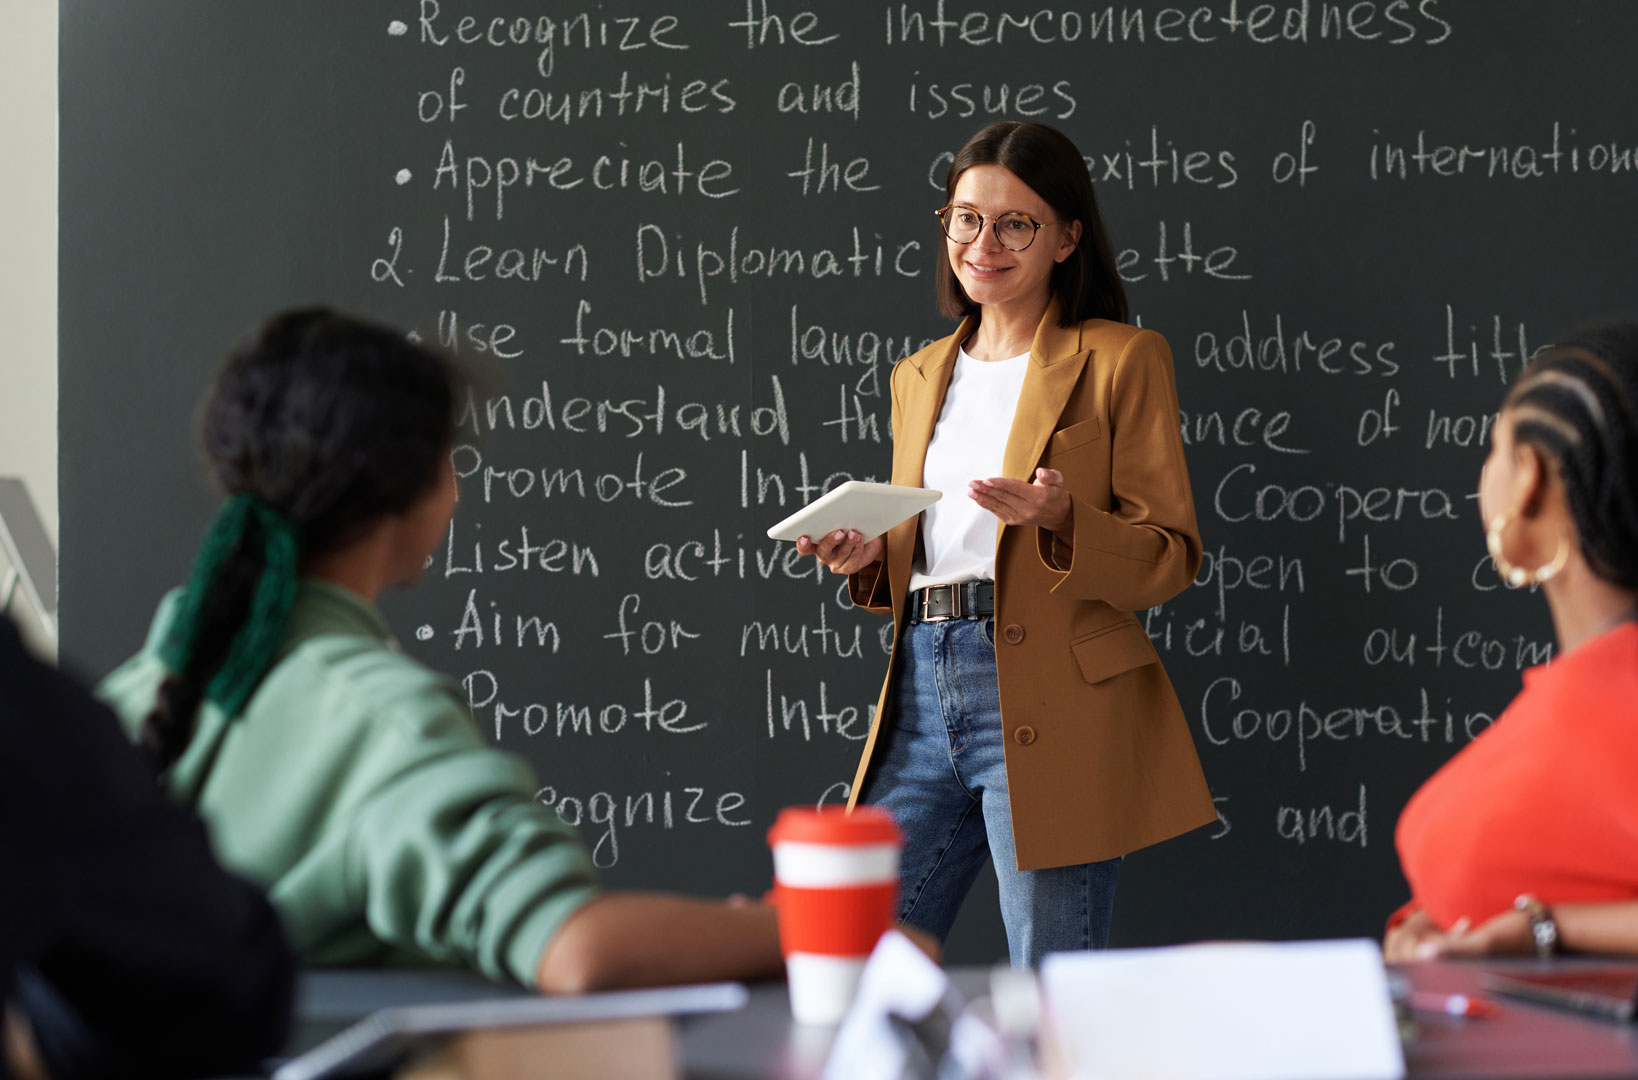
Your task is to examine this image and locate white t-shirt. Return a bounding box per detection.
[908,345,1031,591]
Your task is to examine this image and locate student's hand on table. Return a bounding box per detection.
[1385,906,1535,961]
[969,469,1072,538]
[1383,908,1462,962]
[1437,909,1535,957]
[797,530,883,576]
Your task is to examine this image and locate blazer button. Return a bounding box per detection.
[1003,624,1025,644]
[1014,725,1037,746]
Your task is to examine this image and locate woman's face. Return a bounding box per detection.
[945,164,1079,316]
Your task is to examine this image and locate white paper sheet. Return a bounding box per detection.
[1041,938,1405,1080]
[822,930,953,1080]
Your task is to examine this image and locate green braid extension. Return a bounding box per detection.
[158,494,300,716]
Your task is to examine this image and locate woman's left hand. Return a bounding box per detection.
[1437,909,1537,957]
[970,468,1072,538]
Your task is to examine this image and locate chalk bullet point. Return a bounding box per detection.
[406,330,423,344]
[416,625,434,641]
[387,20,409,36]
[395,168,412,185]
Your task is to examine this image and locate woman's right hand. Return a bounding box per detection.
[796,530,883,575]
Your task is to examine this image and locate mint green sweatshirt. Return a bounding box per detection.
[97,581,598,986]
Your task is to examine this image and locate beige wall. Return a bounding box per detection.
[0,0,59,658]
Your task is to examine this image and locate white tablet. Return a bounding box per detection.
[765,480,941,543]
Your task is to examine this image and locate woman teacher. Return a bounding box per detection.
[799,121,1215,964]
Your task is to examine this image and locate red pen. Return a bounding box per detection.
[1408,991,1500,1018]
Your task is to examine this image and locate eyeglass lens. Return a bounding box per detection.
[940,208,1041,251]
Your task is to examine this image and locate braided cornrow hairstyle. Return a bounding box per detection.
[141,308,462,769]
[1502,321,1638,591]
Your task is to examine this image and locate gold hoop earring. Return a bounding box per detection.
[1486,512,1570,588]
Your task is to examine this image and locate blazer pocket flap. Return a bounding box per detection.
[1048,416,1103,454]
[1071,621,1158,684]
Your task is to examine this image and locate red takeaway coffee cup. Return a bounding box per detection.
[767,806,902,1025]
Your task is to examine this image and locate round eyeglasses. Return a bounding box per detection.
[935,205,1061,252]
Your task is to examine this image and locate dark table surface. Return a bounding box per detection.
[287,958,1638,1079]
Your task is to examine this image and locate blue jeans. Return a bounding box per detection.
[860,617,1120,967]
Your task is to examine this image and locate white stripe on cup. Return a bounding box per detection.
[772,841,899,887]
[786,953,870,1026]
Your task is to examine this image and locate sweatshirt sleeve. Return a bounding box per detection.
[337,670,600,988]
[1034,329,1203,611]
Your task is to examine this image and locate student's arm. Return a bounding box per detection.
[343,682,790,992]
[535,894,783,994]
[341,714,602,987]
[1436,900,1638,958]
[339,670,793,995]
[534,894,941,994]
[348,728,789,994]
[0,620,295,1079]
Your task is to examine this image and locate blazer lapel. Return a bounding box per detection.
[1000,305,1088,481]
[997,305,1088,544]
[893,315,972,489]
[886,315,972,616]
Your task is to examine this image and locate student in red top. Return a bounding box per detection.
[1387,321,1638,962]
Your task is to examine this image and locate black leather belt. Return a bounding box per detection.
[907,581,995,623]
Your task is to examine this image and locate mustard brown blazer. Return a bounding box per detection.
[845,304,1217,871]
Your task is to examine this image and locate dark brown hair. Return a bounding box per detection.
[935,122,1128,327]
[142,308,463,768]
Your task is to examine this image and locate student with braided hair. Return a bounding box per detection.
[97,307,783,993]
[1385,320,1638,961]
